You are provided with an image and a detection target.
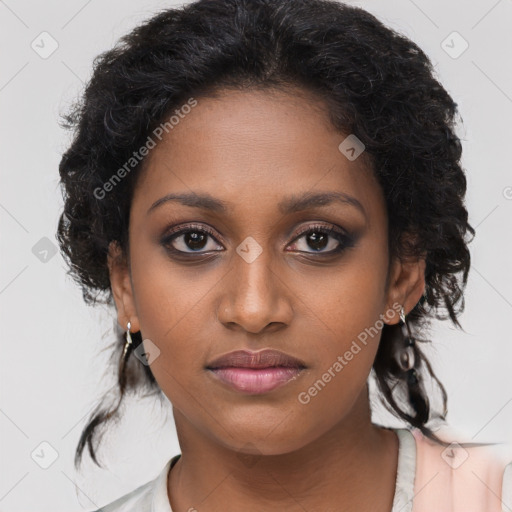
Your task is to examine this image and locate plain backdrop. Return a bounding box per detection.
[1,0,512,510]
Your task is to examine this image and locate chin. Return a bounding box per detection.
[213,418,319,457]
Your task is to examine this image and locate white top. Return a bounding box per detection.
[93,427,512,512]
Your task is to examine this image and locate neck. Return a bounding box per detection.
[168,387,399,512]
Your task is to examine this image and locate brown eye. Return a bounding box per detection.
[161,224,223,254]
[288,224,354,255]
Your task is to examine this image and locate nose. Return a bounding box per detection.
[217,246,294,334]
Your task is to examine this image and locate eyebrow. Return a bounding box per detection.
[147,191,366,217]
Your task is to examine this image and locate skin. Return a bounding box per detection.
[108,87,426,512]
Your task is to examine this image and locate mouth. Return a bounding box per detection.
[205,349,307,395]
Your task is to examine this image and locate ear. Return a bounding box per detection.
[107,241,140,333]
[384,251,426,325]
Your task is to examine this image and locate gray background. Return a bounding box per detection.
[1,0,511,510]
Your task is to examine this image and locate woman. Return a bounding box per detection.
[56,0,512,510]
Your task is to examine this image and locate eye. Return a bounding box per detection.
[288,223,354,255]
[161,223,223,254]
[161,222,354,257]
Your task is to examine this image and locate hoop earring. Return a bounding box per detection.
[396,306,415,372]
[122,321,133,360]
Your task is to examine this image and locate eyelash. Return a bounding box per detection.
[161,222,354,257]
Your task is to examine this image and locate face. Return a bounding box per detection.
[109,87,425,456]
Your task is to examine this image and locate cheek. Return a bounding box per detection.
[297,302,383,411]
[302,237,389,342]
[293,300,386,438]
[294,242,390,408]
[127,247,221,400]
[120,217,225,421]
[129,244,213,342]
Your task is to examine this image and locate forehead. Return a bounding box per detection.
[132,87,384,220]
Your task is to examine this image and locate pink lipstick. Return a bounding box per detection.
[206,349,306,394]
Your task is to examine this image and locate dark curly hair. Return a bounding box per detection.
[56,0,474,469]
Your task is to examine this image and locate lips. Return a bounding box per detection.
[206,349,306,370]
[205,349,307,394]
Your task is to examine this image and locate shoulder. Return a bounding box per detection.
[93,478,156,512]
[92,455,179,512]
[410,427,512,512]
[503,460,512,509]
